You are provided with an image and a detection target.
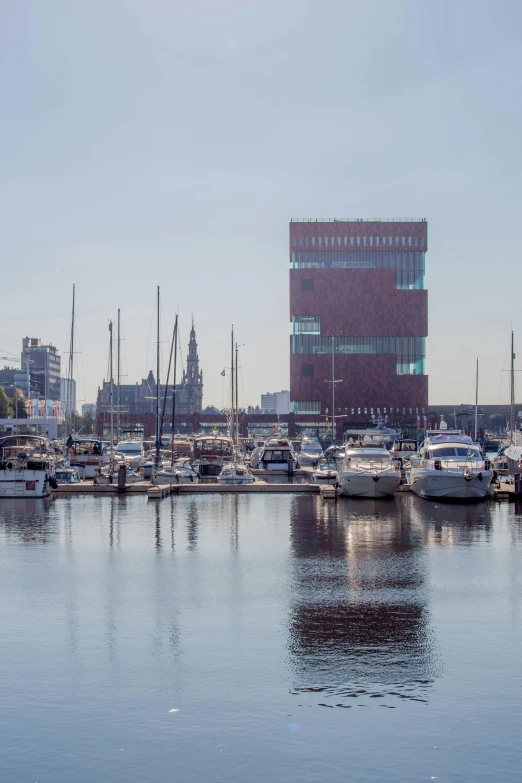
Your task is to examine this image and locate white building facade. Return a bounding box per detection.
[260,390,291,415]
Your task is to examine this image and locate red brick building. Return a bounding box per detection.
[289,219,428,437]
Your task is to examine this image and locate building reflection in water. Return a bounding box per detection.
[287,495,440,706]
[407,495,493,547]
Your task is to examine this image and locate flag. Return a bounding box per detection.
[220,369,225,377]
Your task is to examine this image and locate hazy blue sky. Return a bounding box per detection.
[1,0,521,408]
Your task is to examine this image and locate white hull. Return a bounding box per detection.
[338,472,400,498]
[217,477,254,485]
[504,445,522,477]
[410,469,492,501]
[155,471,199,485]
[0,468,51,498]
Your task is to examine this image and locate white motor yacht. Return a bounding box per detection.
[408,432,493,502]
[311,459,338,484]
[0,453,55,498]
[298,436,324,467]
[113,440,144,469]
[338,443,401,498]
[253,437,297,473]
[54,467,81,484]
[154,459,199,485]
[217,463,255,485]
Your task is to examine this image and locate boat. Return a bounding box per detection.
[338,442,401,498]
[217,462,255,484]
[0,449,55,498]
[193,435,234,477]
[343,416,398,449]
[113,439,144,469]
[154,459,199,484]
[253,437,297,473]
[54,467,81,484]
[408,432,493,502]
[66,436,109,478]
[311,458,338,484]
[503,332,522,479]
[390,438,419,468]
[298,435,324,467]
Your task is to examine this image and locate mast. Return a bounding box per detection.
[155,286,160,468]
[332,335,335,443]
[235,342,239,458]
[474,358,479,441]
[67,283,75,432]
[510,330,515,440]
[170,315,178,466]
[109,320,114,466]
[230,325,234,441]
[159,315,176,460]
[117,308,121,441]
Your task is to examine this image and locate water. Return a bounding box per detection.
[1,494,521,782]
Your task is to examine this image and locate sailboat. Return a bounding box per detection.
[217,340,254,485]
[503,332,522,478]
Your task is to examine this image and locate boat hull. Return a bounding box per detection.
[337,472,400,498]
[409,469,492,502]
[0,469,51,498]
[504,446,522,478]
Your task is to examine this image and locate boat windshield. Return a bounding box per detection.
[115,443,143,454]
[429,446,482,459]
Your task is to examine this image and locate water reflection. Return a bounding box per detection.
[0,497,54,543]
[287,496,439,707]
[407,495,493,546]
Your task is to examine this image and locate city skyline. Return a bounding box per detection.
[1,1,521,409]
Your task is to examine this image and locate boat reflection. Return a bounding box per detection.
[287,495,440,707]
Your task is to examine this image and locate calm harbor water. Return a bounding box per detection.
[1,493,521,782]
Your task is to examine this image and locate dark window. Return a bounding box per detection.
[301,278,314,290]
[301,364,314,377]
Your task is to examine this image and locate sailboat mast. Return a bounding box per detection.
[117,308,121,441]
[67,283,75,431]
[332,335,335,443]
[510,330,515,439]
[235,342,239,457]
[155,286,160,467]
[170,315,178,466]
[474,358,479,441]
[231,325,234,440]
[109,320,114,464]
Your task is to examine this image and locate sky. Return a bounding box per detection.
[1,0,521,409]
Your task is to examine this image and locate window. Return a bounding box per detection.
[402,237,405,246]
[364,407,367,415]
[293,315,320,334]
[294,400,321,414]
[344,237,347,246]
[363,236,367,246]
[396,237,399,246]
[305,236,309,247]
[414,236,418,247]
[376,236,380,246]
[351,408,354,414]
[338,236,341,247]
[351,237,354,246]
[325,237,329,247]
[299,237,303,247]
[370,407,374,414]
[301,364,314,376]
[318,237,322,247]
[357,237,361,246]
[301,278,314,290]
[357,408,361,415]
[312,237,316,246]
[408,236,412,247]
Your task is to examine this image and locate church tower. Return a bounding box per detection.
[182,318,203,413]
